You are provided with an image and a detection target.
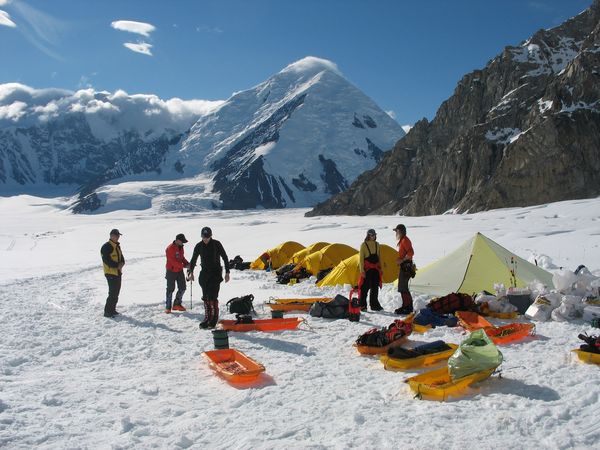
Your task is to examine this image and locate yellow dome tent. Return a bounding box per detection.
[250,241,305,270]
[317,244,399,287]
[409,232,554,296]
[287,242,330,265]
[300,243,357,275]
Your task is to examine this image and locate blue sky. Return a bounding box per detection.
[0,0,593,126]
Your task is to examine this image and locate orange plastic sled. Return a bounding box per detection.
[456,311,534,344]
[203,349,265,383]
[485,323,535,344]
[455,311,494,331]
[218,317,304,332]
[265,297,331,312]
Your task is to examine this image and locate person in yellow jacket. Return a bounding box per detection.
[358,228,383,311]
[100,229,125,318]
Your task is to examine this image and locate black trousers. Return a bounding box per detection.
[165,270,186,308]
[105,274,122,315]
[199,269,222,300]
[398,268,411,293]
[359,269,381,309]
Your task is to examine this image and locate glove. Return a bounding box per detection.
[186,270,194,282]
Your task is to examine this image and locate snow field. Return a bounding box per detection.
[1,196,599,449]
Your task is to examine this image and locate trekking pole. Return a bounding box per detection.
[189,277,193,310]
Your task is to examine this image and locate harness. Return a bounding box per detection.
[361,241,382,288]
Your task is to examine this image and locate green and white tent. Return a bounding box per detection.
[410,233,554,296]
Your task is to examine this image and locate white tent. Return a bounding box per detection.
[410,233,554,296]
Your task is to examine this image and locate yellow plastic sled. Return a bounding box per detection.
[572,349,600,365]
[405,366,495,400]
[380,344,458,370]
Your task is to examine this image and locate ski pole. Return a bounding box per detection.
[189,278,193,310]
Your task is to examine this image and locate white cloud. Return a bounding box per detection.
[123,42,153,56]
[385,110,396,120]
[282,56,342,76]
[0,10,16,27]
[0,83,225,136]
[0,101,27,121]
[0,0,11,6]
[111,20,155,37]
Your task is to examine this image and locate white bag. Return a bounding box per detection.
[582,305,600,323]
[552,270,578,293]
[525,295,554,321]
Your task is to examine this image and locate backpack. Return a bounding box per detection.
[226,294,255,315]
[229,255,251,271]
[356,319,412,347]
[309,294,349,319]
[427,293,474,314]
[578,333,600,354]
[235,314,254,324]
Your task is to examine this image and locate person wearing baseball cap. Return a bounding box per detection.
[100,228,125,318]
[164,233,190,313]
[187,226,231,329]
[393,224,415,315]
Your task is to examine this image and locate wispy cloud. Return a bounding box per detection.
[385,110,396,120]
[111,20,155,37]
[196,25,223,33]
[8,0,66,60]
[0,9,16,27]
[123,42,153,56]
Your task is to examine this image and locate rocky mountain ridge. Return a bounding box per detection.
[307,1,600,217]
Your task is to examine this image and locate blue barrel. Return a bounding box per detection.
[271,310,284,319]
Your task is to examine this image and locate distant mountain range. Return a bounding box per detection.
[0,57,404,213]
[308,0,600,217]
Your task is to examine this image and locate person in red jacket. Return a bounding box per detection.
[393,224,415,315]
[165,233,190,313]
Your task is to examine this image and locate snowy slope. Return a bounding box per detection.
[0,196,599,449]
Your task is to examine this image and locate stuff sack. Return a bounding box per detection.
[226,294,255,315]
[387,340,452,359]
[414,308,458,327]
[427,292,475,315]
[309,294,349,319]
[447,329,503,380]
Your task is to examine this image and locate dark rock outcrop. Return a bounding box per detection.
[307,0,600,217]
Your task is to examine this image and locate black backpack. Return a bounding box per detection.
[226,294,255,315]
[309,294,349,319]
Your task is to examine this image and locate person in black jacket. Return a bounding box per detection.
[100,229,125,318]
[187,227,230,329]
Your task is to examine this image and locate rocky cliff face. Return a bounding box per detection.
[307,1,600,217]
